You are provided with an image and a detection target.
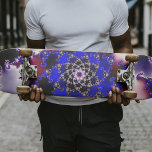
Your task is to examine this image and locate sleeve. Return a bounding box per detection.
[24,1,45,40]
[110,0,129,37]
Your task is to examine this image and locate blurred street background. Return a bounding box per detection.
[0,0,152,152]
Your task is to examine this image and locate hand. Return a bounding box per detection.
[108,86,140,106]
[18,85,46,103]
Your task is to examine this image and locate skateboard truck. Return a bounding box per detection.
[117,54,139,99]
[17,49,37,94]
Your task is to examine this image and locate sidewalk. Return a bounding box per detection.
[0,94,42,152]
[133,47,148,55]
[120,99,152,152]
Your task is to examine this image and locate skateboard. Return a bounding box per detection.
[0,48,152,100]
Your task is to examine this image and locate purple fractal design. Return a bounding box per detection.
[54,57,101,97]
[1,48,152,100]
[39,51,117,97]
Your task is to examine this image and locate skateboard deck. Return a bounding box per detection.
[0,48,152,100]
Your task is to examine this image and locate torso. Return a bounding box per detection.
[36,0,115,52]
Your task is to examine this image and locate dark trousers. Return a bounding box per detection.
[38,101,123,152]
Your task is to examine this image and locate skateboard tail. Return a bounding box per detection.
[0,65,22,94]
[133,55,152,100]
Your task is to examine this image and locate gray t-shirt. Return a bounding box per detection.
[24,0,129,106]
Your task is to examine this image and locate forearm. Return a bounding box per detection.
[113,38,133,53]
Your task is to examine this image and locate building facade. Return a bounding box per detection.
[144,0,152,54]
[127,0,144,47]
[127,0,152,55]
[0,0,26,50]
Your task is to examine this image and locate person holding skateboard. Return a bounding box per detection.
[19,0,140,151]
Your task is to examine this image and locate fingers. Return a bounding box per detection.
[40,88,46,101]
[35,88,46,103]
[108,91,112,104]
[116,87,121,104]
[108,87,122,104]
[30,85,37,101]
[18,85,45,103]
[108,87,131,106]
[35,88,41,103]
[112,86,117,104]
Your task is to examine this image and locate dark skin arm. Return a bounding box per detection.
[19,31,139,104]
[111,29,133,54]
[26,37,45,49]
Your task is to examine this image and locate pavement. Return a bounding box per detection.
[120,99,152,152]
[0,48,152,152]
[0,92,42,152]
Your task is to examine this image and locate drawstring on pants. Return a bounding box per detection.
[78,106,83,125]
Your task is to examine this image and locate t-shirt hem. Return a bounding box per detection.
[45,97,107,106]
[26,33,45,40]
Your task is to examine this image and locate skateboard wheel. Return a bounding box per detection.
[123,90,137,99]
[20,49,32,57]
[125,55,139,62]
[17,86,30,94]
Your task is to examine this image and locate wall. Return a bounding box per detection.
[144,0,152,49]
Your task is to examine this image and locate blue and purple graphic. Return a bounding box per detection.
[0,48,152,100]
